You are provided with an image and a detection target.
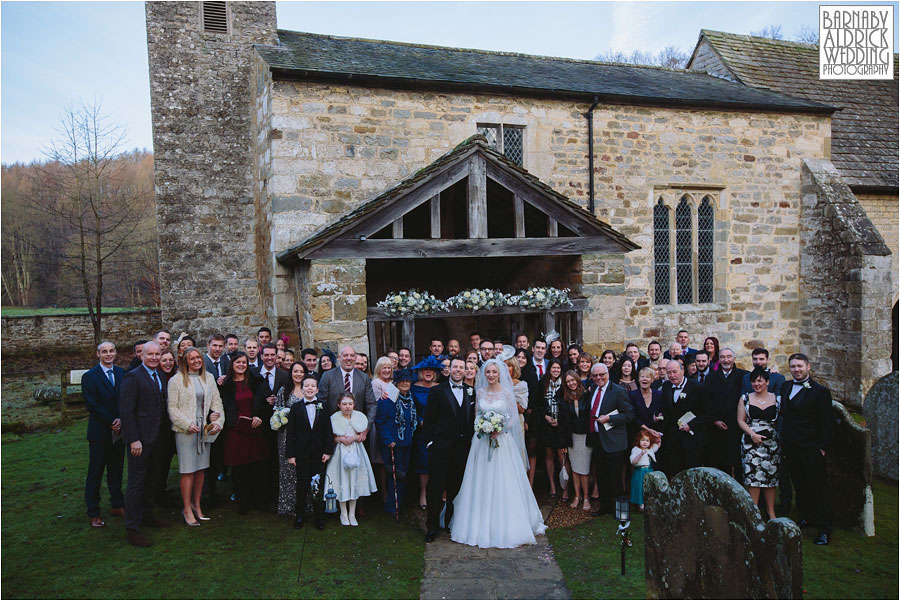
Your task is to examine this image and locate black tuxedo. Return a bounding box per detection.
[423,380,474,532]
[583,383,634,504]
[780,378,833,533]
[82,364,126,518]
[119,366,168,532]
[519,367,542,448]
[285,401,335,519]
[704,368,749,474]
[660,377,714,476]
[254,366,292,502]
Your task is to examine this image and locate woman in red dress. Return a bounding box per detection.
[221,351,269,514]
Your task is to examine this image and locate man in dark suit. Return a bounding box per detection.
[660,358,714,476]
[704,348,748,477]
[781,353,834,545]
[663,330,699,359]
[741,348,786,395]
[203,334,230,384]
[316,345,377,426]
[285,375,334,530]
[584,363,634,515]
[125,339,147,372]
[119,341,171,547]
[245,337,262,372]
[301,348,320,381]
[422,357,474,542]
[693,350,712,384]
[203,333,230,503]
[638,340,662,372]
[83,341,126,528]
[253,343,292,506]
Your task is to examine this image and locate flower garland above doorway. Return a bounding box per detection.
[375,287,573,316]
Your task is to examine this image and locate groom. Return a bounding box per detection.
[422,357,474,542]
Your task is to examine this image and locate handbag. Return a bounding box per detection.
[342,443,360,469]
[743,428,773,444]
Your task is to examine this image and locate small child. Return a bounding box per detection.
[326,393,377,526]
[629,430,661,510]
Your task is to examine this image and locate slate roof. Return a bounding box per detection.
[690,30,898,191]
[276,135,639,266]
[255,30,833,114]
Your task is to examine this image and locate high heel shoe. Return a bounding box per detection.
[582,499,592,512]
[569,496,581,509]
[182,511,200,527]
[191,505,211,521]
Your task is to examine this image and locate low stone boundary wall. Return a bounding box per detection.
[1,310,162,355]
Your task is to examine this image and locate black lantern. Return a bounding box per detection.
[615,496,631,576]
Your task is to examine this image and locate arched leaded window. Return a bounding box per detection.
[697,197,715,303]
[654,192,717,305]
[653,198,671,305]
[675,196,693,304]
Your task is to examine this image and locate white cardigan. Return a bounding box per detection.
[167,371,225,434]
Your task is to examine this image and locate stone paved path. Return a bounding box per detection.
[420,504,570,600]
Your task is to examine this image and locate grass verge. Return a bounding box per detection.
[1,421,424,599]
[549,479,898,599]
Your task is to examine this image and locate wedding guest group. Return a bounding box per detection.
[92,324,836,548]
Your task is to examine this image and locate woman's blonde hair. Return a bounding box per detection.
[638,366,655,380]
[504,357,521,380]
[179,347,207,388]
[373,356,393,381]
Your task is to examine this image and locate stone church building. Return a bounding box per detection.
[146,1,896,406]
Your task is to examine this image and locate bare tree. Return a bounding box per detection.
[29,100,153,345]
[750,25,784,40]
[1,167,38,306]
[795,26,820,45]
[595,45,690,69]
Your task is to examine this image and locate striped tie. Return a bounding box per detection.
[344,372,351,395]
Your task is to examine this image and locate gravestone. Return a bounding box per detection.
[828,401,874,535]
[862,372,898,482]
[644,468,802,600]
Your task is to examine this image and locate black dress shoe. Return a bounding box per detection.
[814,531,830,545]
[425,529,437,543]
[294,516,304,529]
[315,518,325,531]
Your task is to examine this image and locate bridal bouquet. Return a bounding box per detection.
[269,407,290,431]
[509,286,573,310]
[475,409,506,449]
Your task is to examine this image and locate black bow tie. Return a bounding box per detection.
[792,379,808,385]
[451,384,464,390]
[304,400,318,406]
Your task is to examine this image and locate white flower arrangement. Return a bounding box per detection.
[467,387,474,396]
[445,288,510,312]
[269,407,291,431]
[802,381,811,389]
[679,392,687,400]
[376,289,445,316]
[509,286,573,310]
[475,409,506,449]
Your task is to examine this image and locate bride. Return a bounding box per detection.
[450,356,547,548]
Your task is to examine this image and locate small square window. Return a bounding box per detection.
[477,123,524,166]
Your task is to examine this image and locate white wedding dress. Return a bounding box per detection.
[450,360,546,549]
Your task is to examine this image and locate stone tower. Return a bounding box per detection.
[146,1,278,338]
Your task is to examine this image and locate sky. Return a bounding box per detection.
[1,0,897,164]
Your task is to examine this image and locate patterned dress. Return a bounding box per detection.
[276,391,303,515]
[740,394,781,488]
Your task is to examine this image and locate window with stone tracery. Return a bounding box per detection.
[653,193,716,305]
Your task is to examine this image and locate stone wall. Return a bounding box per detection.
[0,311,162,355]
[146,1,278,340]
[267,79,829,367]
[798,159,893,405]
[856,192,899,302]
[298,259,368,352]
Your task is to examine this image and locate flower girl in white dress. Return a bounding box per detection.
[326,394,377,526]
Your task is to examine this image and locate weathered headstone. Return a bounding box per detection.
[644,468,802,599]
[829,401,874,535]
[862,372,898,482]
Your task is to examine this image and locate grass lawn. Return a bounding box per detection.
[1,306,153,317]
[1,422,424,599]
[549,478,899,599]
